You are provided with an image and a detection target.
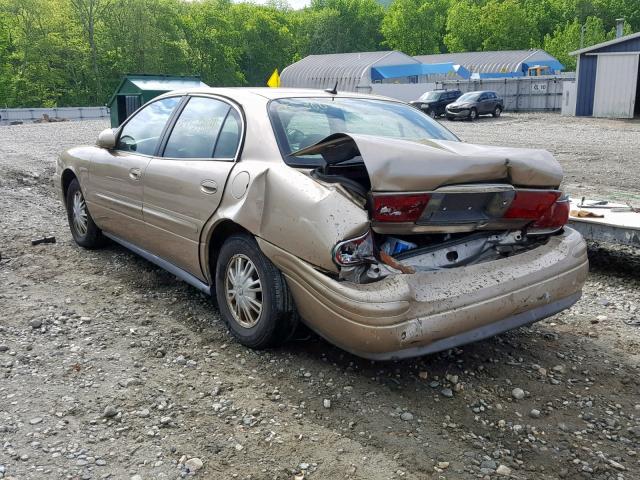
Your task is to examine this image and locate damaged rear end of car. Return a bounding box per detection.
[293,133,572,286]
[264,96,587,360]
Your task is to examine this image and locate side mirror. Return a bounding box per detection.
[97,128,117,149]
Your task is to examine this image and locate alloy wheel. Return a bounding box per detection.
[72,190,88,236]
[224,254,263,328]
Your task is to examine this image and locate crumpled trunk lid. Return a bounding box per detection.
[293,133,563,191]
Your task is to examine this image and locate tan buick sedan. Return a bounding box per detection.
[55,88,588,360]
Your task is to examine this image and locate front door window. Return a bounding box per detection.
[116,97,181,156]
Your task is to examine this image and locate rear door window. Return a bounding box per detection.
[163,97,231,159]
[117,97,181,155]
[213,109,242,158]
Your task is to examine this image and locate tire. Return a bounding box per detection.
[65,178,105,248]
[492,105,502,117]
[447,115,455,121]
[428,109,437,119]
[215,233,298,349]
[469,108,478,121]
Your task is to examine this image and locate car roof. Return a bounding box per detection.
[157,87,400,103]
[463,90,497,94]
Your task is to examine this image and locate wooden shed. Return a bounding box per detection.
[107,74,208,127]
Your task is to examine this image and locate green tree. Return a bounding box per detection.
[231,3,295,85]
[479,0,537,51]
[101,0,190,96]
[0,6,13,106]
[180,0,244,86]
[300,0,384,54]
[68,0,111,102]
[5,0,88,107]
[382,0,449,55]
[443,0,483,52]
[543,16,608,70]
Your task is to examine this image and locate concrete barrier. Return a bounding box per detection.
[0,106,109,125]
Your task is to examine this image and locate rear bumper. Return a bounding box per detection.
[258,228,588,360]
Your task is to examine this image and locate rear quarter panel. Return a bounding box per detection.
[200,160,369,278]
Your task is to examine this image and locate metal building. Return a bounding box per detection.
[571,31,640,118]
[107,74,208,127]
[279,51,419,92]
[414,50,564,78]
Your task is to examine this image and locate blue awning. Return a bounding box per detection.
[371,62,470,81]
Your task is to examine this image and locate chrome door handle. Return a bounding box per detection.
[200,180,218,195]
[129,168,142,181]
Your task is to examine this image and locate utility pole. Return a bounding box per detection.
[616,18,625,38]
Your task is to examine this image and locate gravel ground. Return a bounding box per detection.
[446,112,640,204]
[0,115,639,480]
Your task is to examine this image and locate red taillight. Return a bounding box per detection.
[530,199,570,231]
[372,194,431,222]
[503,190,561,219]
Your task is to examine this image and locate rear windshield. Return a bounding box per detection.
[269,97,459,166]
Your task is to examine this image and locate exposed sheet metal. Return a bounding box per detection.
[293,133,563,191]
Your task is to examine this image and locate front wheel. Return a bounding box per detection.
[492,106,502,117]
[428,109,437,119]
[469,108,478,121]
[66,178,105,248]
[215,234,298,349]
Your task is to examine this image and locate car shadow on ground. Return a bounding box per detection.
[97,237,639,370]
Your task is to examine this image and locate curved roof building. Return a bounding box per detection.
[413,49,563,76]
[280,51,419,92]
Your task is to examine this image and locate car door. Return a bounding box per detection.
[141,95,243,279]
[440,92,455,114]
[475,93,488,114]
[87,96,181,242]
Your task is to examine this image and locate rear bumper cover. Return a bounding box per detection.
[258,228,588,360]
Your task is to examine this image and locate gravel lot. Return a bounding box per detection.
[447,112,640,204]
[0,114,639,480]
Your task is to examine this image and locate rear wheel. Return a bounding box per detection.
[215,234,297,349]
[469,108,478,121]
[492,106,502,117]
[65,178,105,248]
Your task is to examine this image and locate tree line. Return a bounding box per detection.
[0,0,638,108]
